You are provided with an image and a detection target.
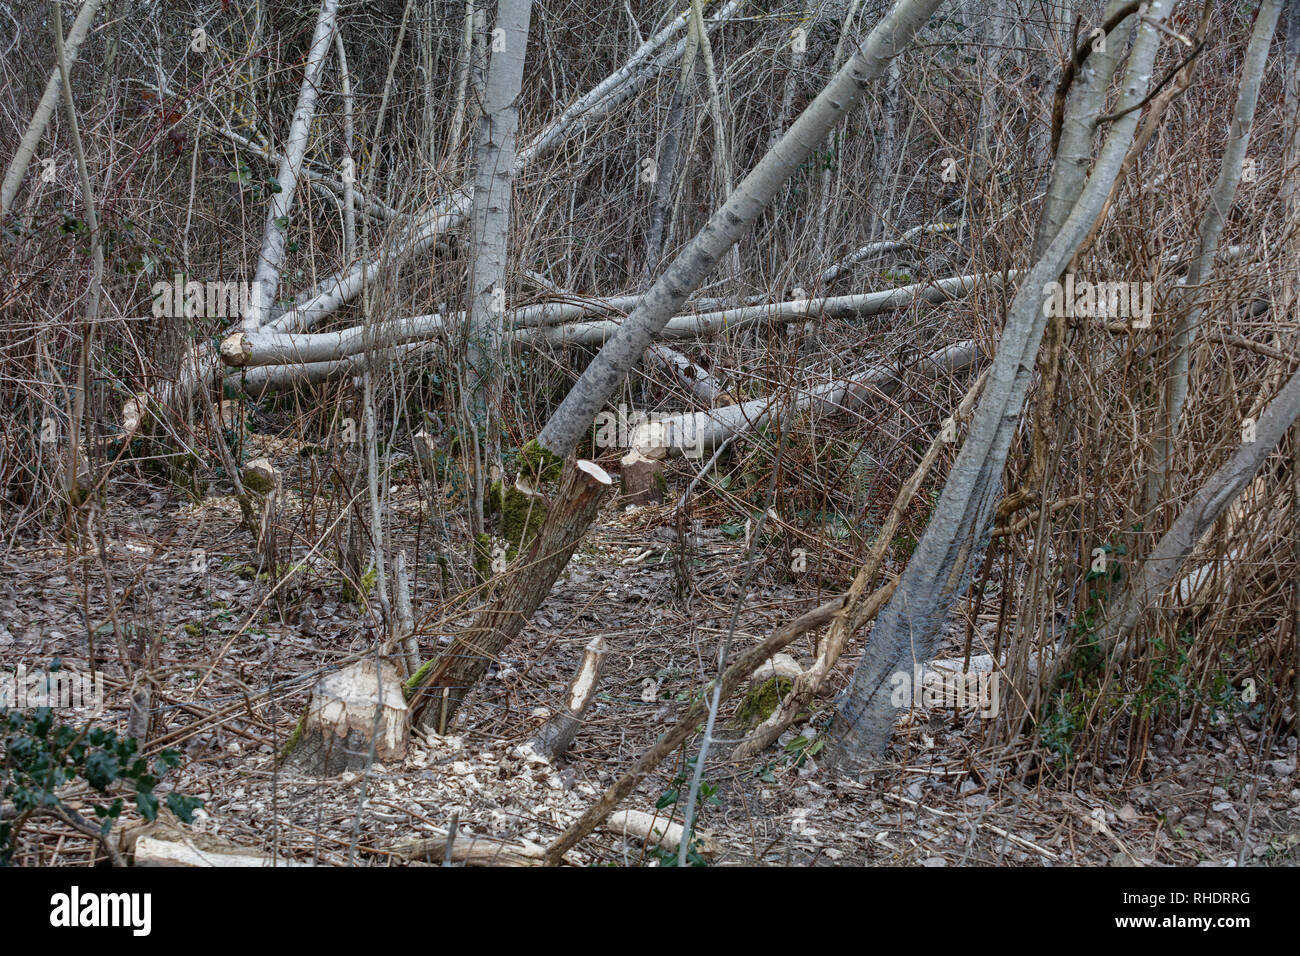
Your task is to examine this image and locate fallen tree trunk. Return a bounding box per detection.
[221,274,998,369]
[527,273,1008,349]
[819,220,959,284]
[605,809,716,859]
[632,340,978,458]
[222,280,996,397]
[643,344,724,405]
[132,2,747,428]
[393,829,567,866]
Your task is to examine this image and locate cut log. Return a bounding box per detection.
[529,273,1009,349]
[134,836,314,868]
[633,340,978,457]
[393,830,579,866]
[524,635,606,761]
[123,819,312,867]
[282,659,409,775]
[605,809,716,859]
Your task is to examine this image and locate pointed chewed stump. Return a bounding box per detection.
[521,635,606,762]
[282,659,409,775]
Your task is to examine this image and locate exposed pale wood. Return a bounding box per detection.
[283,659,409,775]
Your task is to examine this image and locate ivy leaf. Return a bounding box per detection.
[136,790,159,822]
[166,792,204,824]
[84,750,120,791]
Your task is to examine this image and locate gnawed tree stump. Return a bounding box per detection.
[620,448,665,505]
[410,458,612,732]
[241,457,281,497]
[282,659,409,775]
[749,652,802,685]
[241,457,282,556]
[522,635,606,761]
[411,428,438,495]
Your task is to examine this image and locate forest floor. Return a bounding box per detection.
[3,419,1299,867]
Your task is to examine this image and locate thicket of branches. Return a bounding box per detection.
[2,0,1299,863]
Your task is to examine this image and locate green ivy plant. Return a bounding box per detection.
[1,670,202,865]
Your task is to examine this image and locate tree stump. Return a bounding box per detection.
[620,448,665,505]
[282,659,409,775]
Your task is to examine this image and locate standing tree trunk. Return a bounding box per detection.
[825,0,1175,770]
[643,0,699,279]
[0,0,106,217]
[243,0,340,333]
[461,0,534,532]
[1146,0,1283,509]
[408,0,948,730]
[411,460,611,732]
[1087,360,1300,671]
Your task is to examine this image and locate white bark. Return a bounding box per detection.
[524,635,606,761]
[1035,0,1133,256]
[631,340,977,458]
[463,0,534,526]
[146,3,747,425]
[244,0,340,333]
[819,219,959,285]
[529,273,1007,349]
[1148,0,1283,505]
[643,343,722,404]
[0,0,106,217]
[828,0,1175,766]
[223,276,1000,370]
[446,0,477,159]
[533,0,948,459]
[643,0,699,278]
[604,809,715,857]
